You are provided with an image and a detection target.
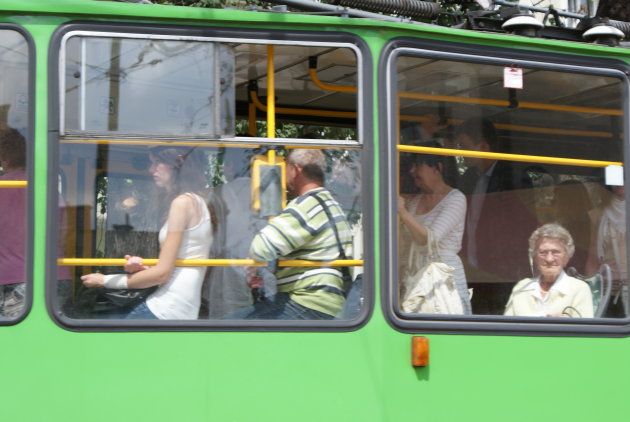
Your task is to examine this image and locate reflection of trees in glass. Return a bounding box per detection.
[94,147,160,266]
[236,119,355,141]
[234,119,361,222]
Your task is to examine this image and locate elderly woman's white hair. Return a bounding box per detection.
[528,223,575,260]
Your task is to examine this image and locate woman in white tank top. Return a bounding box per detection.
[81,146,213,320]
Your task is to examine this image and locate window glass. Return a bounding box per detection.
[0,30,29,322]
[56,36,363,324]
[395,53,626,320]
[62,35,360,143]
[63,36,235,137]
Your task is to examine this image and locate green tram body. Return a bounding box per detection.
[1,1,629,421]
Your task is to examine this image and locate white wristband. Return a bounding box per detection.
[103,274,129,289]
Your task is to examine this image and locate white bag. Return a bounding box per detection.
[401,230,464,314]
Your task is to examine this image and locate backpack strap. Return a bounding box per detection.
[312,193,352,295]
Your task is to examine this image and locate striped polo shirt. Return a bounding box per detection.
[249,187,352,316]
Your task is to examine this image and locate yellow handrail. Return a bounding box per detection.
[0,180,27,187]
[309,68,357,94]
[58,258,363,267]
[398,92,623,116]
[397,145,623,168]
[400,115,614,139]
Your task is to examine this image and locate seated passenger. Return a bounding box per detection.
[81,146,213,320]
[505,223,593,318]
[397,141,471,314]
[230,149,352,320]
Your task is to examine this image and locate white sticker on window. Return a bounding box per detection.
[605,165,624,186]
[504,67,523,89]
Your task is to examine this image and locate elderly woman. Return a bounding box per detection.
[504,223,593,318]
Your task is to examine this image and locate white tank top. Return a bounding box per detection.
[146,193,212,319]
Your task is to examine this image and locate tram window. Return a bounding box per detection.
[61,34,360,143]
[393,53,627,322]
[55,34,364,325]
[55,143,363,322]
[0,29,30,323]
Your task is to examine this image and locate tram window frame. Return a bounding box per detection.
[0,25,34,326]
[47,22,373,332]
[381,38,630,337]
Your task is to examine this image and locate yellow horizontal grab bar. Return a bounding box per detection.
[278,259,363,267]
[398,92,623,116]
[59,258,265,267]
[0,180,27,187]
[309,68,357,93]
[399,115,614,139]
[397,145,623,168]
[58,258,363,267]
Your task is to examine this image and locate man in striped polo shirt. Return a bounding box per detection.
[237,148,352,320]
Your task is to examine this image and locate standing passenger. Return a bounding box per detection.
[398,141,471,314]
[587,184,627,317]
[203,148,269,318]
[456,117,536,314]
[552,180,595,275]
[232,149,352,320]
[81,146,213,320]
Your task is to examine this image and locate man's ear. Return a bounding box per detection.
[479,140,491,152]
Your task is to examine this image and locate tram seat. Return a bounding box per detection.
[567,264,612,318]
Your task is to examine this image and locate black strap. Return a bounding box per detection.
[312,193,352,293]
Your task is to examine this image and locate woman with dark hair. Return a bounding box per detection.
[398,141,471,314]
[81,146,213,320]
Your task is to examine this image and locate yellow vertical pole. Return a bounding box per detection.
[267,45,277,217]
[266,45,276,144]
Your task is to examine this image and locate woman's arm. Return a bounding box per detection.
[398,196,429,245]
[427,191,466,242]
[81,195,192,289]
[398,192,466,246]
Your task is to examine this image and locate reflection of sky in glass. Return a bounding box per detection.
[65,37,232,135]
[0,31,29,134]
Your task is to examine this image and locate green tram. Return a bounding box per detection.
[1,0,630,420]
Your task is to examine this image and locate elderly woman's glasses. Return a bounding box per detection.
[536,249,564,258]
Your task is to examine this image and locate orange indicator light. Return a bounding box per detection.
[411,336,429,367]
